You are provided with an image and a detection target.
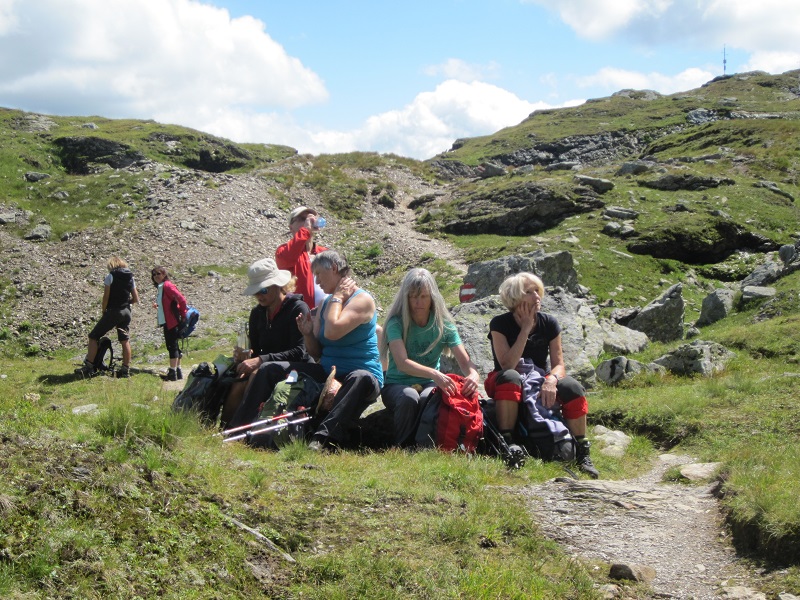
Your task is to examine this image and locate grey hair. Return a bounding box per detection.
[379,268,454,363]
[312,250,351,278]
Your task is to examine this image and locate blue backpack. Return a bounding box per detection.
[178,306,200,339]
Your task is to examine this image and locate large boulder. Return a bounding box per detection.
[462,250,580,301]
[740,259,783,288]
[653,340,735,376]
[626,283,685,343]
[596,356,664,385]
[598,319,650,354]
[696,288,736,327]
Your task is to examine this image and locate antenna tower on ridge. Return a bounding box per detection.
[723,45,727,75]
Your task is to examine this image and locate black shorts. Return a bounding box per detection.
[89,306,132,342]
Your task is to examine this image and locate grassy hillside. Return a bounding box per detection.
[1,70,800,597]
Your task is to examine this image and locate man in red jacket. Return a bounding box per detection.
[275,206,327,311]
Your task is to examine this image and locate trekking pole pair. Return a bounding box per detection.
[216,407,312,443]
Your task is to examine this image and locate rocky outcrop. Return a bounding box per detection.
[627,218,779,263]
[427,181,604,236]
[696,288,736,326]
[653,340,735,376]
[462,250,580,300]
[596,356,664,385]
[638,173,735,191]
[625,283,685,343]
[53,136,147,174]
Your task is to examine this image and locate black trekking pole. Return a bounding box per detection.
[480,399,526,470]
[215,407,311,438]
[223,415,313,443]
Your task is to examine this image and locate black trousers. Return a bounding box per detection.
[227,361,380,445]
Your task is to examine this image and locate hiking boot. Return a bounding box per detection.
[308,440,324,452]
[75,360,97,378]
[176,367,183,380]
[575,439,600,479]
[163,368,178,382]
[115,365,131,379]
[505,444,526,469]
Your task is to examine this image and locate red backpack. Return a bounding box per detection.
[416,374,483,453]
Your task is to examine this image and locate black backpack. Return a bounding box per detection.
[92,336,115,373]
[172,358,235,426]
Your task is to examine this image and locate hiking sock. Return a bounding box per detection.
[500,430,514,444]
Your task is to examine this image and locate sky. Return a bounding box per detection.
[1,0,799,160]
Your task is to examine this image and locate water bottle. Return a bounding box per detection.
[236,322,249,353]
[315,216,326,229]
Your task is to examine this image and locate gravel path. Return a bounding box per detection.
[521,455,765,599]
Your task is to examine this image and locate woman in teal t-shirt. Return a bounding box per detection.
[379,268,480,446]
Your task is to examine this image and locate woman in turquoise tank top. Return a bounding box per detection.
[297,250,382,451]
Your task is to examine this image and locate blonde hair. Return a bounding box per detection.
[499,272,545,311]
[281,276,298,294]
[107,256,128,271]
[379,268,454,364]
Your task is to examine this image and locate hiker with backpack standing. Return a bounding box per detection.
[151,266,187,381]
[379,268,480,447]
[275,206,327,311]
[219,258,312,426]
[76,256,139,378]
[486,272,600,478]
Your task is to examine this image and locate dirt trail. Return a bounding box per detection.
[521,455,765,599]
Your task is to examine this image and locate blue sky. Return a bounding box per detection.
[0,0,797,159]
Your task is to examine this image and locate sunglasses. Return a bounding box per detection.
[255,287,272,295]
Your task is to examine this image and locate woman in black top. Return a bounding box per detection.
[487,272,599,478]
[220,258,311,425]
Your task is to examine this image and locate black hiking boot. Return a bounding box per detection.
[163,368,178,382]
[115,365,131,379]
[176,367,183,380]
[575,439,600,479]
[75,360,97,379]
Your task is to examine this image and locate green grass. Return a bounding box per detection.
[0,353,610,598]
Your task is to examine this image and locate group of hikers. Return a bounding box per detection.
[75,205,599,478]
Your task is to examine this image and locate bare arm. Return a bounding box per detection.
[130,286,140,306]
[540,335,565,408]
[320,279,374,341]
[490,306,535,370]
[450,343,480,396]
[388,338,454,392]
[101,285,111,313]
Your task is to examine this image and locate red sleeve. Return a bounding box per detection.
[275,227,312,271]
[164,281,187,319]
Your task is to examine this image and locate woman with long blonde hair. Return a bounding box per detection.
[380,268,479,446]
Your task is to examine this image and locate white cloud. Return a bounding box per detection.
[337,80,550,160]
[742,51,800,74]
[423,58,501,83]
[527,0,800,60]
[0,0,327,117]
[199,80,551,160]
[524,0,672,41]
[575,66,715,96]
